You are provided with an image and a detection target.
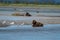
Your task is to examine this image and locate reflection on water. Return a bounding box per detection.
[0,24,60,32]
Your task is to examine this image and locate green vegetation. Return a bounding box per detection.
[0,2,60,9]
[0,0,60,5]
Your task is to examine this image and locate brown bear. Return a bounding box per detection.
[25,12,31,16]
[32,20,43,27]
[12,12,32,16]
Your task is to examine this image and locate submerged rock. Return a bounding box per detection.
[36,11,39,13]
[32,20,43,27]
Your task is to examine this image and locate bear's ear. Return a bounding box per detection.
[32,20,36,23]
[33,20,36,22]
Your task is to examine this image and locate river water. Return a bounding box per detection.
[0,24,60,40]
[0,8,60,40]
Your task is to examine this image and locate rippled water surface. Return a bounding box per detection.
[0,24,60,40]
[0,8,60,40]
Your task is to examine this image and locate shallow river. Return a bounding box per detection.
[0,8,60,40]
[0,24,60,40]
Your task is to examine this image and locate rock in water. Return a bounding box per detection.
[0,23,9,27]
[0,21,10,27]
[32,20,43,27]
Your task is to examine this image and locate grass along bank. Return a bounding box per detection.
[0,3,60,9]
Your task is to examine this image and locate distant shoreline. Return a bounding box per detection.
[0,5,60,9]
